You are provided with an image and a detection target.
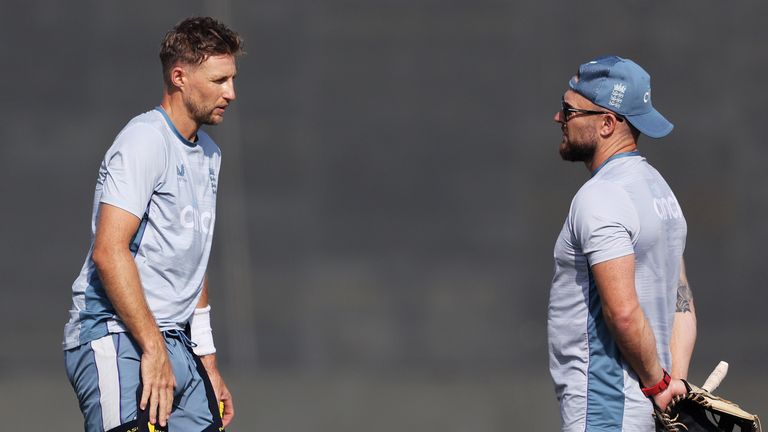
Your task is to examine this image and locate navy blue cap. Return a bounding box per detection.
[569,56,673,138]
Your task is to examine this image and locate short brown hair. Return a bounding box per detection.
[159,17,243,87]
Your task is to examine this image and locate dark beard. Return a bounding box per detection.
[559,131,597,162]
[559,141,595,162]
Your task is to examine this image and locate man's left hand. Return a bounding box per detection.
[200,355,235,427]
[651,378,687,411]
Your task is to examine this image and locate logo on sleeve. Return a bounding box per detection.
[209,168,217,194]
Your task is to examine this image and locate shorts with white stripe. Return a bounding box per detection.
[65,332,219,432]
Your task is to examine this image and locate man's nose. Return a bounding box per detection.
[224,81,236,101]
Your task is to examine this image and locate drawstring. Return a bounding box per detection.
[162,329,200,390]
[164,329,198,350]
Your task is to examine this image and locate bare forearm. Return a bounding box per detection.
[196,275,209,308]
[200,351,234,425]
[199,353,217,371]
[606,306,664,387]
[592,255,664,388]
[670,311,696,378]
[94,248,164,353]
[670,257,696,378]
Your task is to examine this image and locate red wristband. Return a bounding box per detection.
[641,369,671,397]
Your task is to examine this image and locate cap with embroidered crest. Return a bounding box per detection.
[569,55,673,139]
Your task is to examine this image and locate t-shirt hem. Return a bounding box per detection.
[99,198,145,220]
[588,248,634,267]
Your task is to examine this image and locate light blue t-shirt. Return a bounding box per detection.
[63,107,221,350]
[548,153,687,432]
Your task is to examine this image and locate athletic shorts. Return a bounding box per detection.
[64,331,224,432]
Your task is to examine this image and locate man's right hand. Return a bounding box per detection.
[139,346,176,427]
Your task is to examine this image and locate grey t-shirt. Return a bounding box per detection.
[63,107,221,350]
[548,153,687,431]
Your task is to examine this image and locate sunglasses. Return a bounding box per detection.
[561,100,624,123]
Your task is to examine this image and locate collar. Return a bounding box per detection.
[591,150,641,177]
[154,106,197,147]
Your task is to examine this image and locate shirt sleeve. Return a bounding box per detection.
[570,180,639,266]
[100,124,167,219]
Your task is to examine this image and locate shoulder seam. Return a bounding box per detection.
[115,120,170,188]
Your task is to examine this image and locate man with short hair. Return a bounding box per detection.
[63,17,241,431]
[548,56,697,431]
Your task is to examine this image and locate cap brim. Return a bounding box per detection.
[625,108,674,139]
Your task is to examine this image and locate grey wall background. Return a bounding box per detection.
[1,0,766,430]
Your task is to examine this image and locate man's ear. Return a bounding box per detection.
[599,114,620,138]
[169,66,187,90]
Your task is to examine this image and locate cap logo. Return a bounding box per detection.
[609,83,627,109]
[643,91,650,103]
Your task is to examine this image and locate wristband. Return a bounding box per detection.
[190,305,216,356]
[641,369,671,397]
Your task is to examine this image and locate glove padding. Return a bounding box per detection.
[654,380,762,432]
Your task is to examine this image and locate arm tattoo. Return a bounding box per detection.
[676,280,693,313]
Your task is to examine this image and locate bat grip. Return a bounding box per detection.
[701,361,729,393]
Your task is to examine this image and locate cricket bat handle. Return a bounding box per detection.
[702,361,729,393]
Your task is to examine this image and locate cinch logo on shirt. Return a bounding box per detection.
[180,205,214,233]
[653,195,683,220]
